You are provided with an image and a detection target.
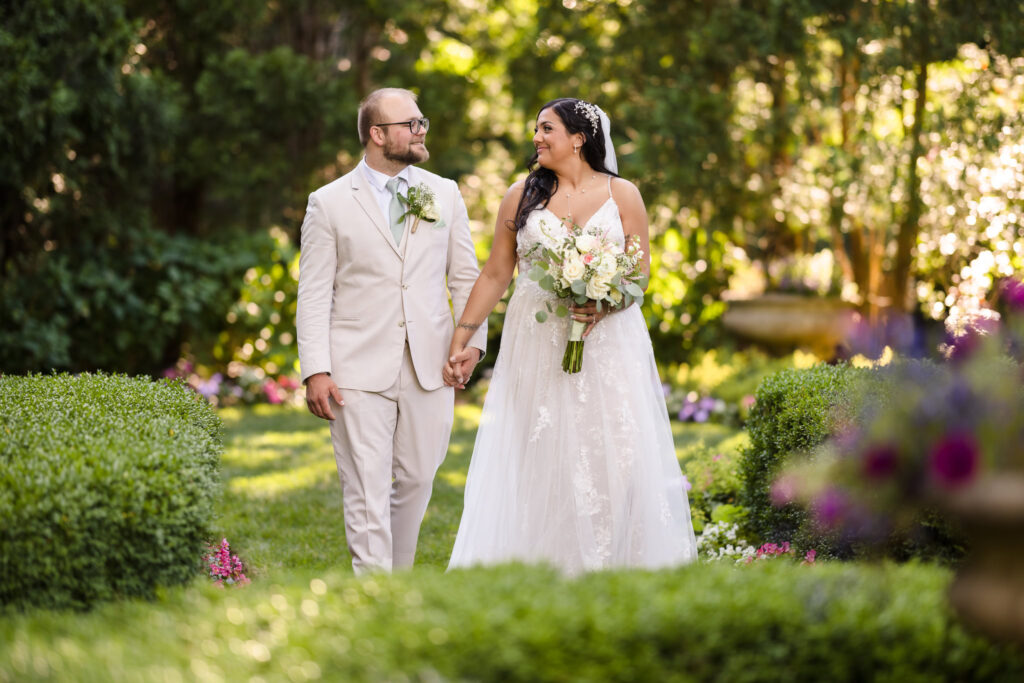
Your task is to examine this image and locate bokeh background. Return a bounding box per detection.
[3,0,1022,396]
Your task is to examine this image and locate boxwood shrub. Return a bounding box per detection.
[0,373,221,610]
[739,362,966,562]
[739,363,863,550]
[0,562,1020,681]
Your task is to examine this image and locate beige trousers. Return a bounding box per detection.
[329,342,454,574]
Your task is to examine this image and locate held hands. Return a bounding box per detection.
[570,302,612,338]
[444,347,480,390]
[305,372,344,420]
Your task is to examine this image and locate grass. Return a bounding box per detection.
[216,403,747,576]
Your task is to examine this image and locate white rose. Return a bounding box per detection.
[597,253,618,278]
[561,256,586,284]
[422,200,440,221]
[575,233,600,253]
[586,277,610,300]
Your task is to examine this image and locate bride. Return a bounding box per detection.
[443,98,697,573]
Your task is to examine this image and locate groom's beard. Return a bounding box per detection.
[384,138,429,165]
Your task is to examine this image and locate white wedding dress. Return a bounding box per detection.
[448,194,698,574]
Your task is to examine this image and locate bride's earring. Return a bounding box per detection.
[573,144,579,155]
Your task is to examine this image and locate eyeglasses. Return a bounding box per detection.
[373,117,430,134]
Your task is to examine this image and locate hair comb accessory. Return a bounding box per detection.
[574,100,600,136]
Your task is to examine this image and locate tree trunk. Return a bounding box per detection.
[892,9,930,313]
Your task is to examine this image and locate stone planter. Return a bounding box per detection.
[944,474,1024,646]
[721,293,857,358]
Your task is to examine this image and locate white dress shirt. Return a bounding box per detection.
[359,157,412,226]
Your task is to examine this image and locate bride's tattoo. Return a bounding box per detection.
[457,322,482,331]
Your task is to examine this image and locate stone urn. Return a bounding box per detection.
[944,474,1024,646]
[721,293,857,358]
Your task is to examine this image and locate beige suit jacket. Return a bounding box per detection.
[296,164,486,392]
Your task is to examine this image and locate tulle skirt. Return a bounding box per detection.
[448,275,697,574]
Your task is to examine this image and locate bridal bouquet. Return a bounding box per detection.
[526,219,647,373]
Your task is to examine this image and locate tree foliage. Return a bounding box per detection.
[2,0,1023,375]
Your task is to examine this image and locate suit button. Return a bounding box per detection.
[402,284,409,290]
[398,321,405,327]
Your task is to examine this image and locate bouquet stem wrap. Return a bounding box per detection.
[562,319,587,373]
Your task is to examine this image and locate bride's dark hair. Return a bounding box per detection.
[510,98,619,232]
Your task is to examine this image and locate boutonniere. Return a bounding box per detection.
[398,183,441,233]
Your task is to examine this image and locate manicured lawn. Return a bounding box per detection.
[217,403,747,576]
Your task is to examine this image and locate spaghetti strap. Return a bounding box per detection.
[606,174,613,199]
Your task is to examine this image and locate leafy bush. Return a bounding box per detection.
[0,373,222,610]
[740,362,968,562]
[739,363,864,549]
[1,562,1020,681]
[0,228,259,376]
[679,436,748,532]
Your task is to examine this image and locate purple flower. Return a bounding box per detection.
[694,410,709,423]
[862,444,899,480]
[1002,278,1024,311]
[929,431,979,488]
[811,488,849,529]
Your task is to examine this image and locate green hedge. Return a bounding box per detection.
[739,362,966,561]
[1,562,1020,681]
[0,373,222,610]
[739,363,863,549]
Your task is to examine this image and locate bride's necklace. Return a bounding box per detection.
[564,174,598,224]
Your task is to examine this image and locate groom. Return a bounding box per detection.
[296,87,486,574]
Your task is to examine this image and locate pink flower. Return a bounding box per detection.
[262,380,283,404]
[770,474,798,506]
[929,431,979,489]
[803,549,817,565]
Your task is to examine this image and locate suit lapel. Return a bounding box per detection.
[351,169,403,258]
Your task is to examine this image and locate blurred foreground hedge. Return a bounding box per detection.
[1,562,1020,681]
[0,373,222,610]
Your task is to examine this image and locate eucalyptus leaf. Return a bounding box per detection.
[535,311,548,323]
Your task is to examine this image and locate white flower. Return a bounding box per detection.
[609,288,623,305]
[562,256,586,284]
[575,233,600,253]
[421,201,440,221]
[596,252,618,278]
[586,277,610,300]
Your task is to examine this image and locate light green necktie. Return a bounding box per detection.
[385,178,405,245]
